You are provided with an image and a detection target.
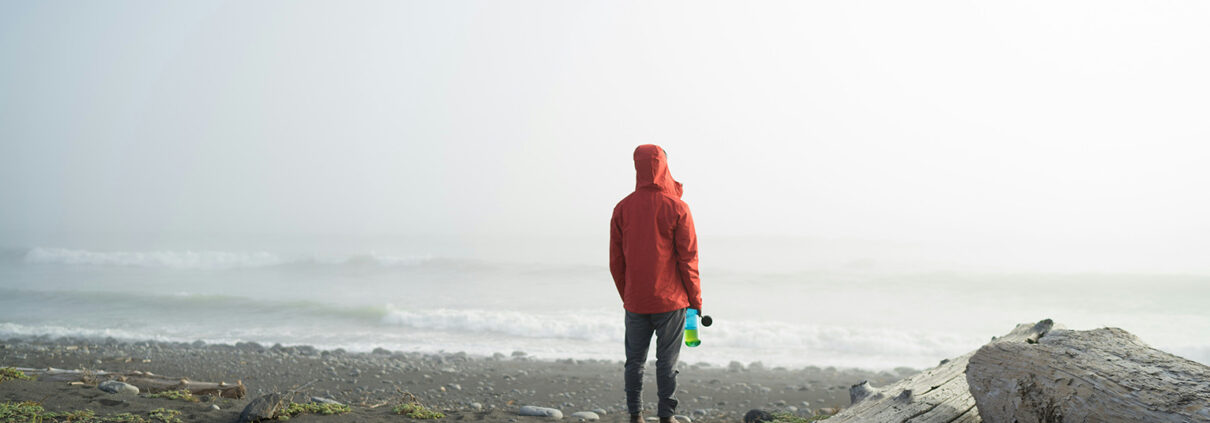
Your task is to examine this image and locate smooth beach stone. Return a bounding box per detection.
[519,405,563,419]
[569,411,599,421]
[673,415,692,423]
[470,402,483,411]
[591,408,607,415]
[239,393,285,423]
[98,380,139,395]
[743,409,774,423]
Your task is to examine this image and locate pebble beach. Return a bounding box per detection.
[0,336,911,422]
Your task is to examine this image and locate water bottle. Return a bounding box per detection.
[685,308,701,347]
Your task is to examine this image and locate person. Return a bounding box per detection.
[610,144,703,423]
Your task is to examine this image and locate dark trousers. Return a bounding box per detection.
[624,308,686,417]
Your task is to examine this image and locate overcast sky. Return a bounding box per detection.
[2,1,1208,271]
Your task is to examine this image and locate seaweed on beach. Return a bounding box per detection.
[0,401,183,423]
[145,389,199,402]
[392,392,445,419]
[276,400,352,420]
[0,367,34,383]
[771,412,832,422]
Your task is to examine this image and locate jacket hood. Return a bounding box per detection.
[633,144,683,198]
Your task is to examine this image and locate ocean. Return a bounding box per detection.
[1,237,1207,371]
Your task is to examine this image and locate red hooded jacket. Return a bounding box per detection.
[610,145,702,314]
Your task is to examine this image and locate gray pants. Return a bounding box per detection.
[624,308,686,417]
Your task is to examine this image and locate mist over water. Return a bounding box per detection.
[2,236,1207,371]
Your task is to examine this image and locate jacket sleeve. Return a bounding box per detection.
[609,205,626,301]
[673,203,702,310]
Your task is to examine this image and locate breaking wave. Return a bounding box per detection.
[379,307,976,359]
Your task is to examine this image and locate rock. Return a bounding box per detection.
[519,406,563,419]
[310,397,343,406]
[209,404,221,411]
[673,415,691,422]
[728,361,745,372]
[470,402,483,411]
[239,393,284,423]
[591,408,607,415]
[448,383,462,391]
[743,409,774,423]
[372,347,391,355]
[569,411,600,420]
[692,409,708,416]
[98,381,139,395]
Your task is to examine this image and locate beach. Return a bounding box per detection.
[0,336,908,422]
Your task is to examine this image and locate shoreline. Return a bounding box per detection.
[0,335,912,422]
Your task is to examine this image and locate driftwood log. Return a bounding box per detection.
[15,367,246,399]
[967,327,1210,423]
[827,319,1055,423]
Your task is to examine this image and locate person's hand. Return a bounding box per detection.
[690,307,702,316]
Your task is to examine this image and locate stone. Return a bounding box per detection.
[98,381,139,395]
[518,405,563,419]
[569,411,600,420]
[470,402,483,411]
[743,409,773,423]
[239,393,285,423]
[673,415,692,422]
[209,404,221,411]
[591,408,607,415]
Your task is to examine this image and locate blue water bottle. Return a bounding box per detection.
[685,308,701,347]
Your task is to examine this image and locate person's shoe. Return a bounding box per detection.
[629,414,642,423]
[659,417,673,423]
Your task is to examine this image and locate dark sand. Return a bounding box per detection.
[0,337,914,422]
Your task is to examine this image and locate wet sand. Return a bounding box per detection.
[0,337,914,422]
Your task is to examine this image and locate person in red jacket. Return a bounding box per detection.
[610,144,703,423]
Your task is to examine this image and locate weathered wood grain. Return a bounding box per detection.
[967,327,1210,423]
[16,367,246,398]
[827,319,1055,423]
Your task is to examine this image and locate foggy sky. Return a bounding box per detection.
[2,1,1209,272]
